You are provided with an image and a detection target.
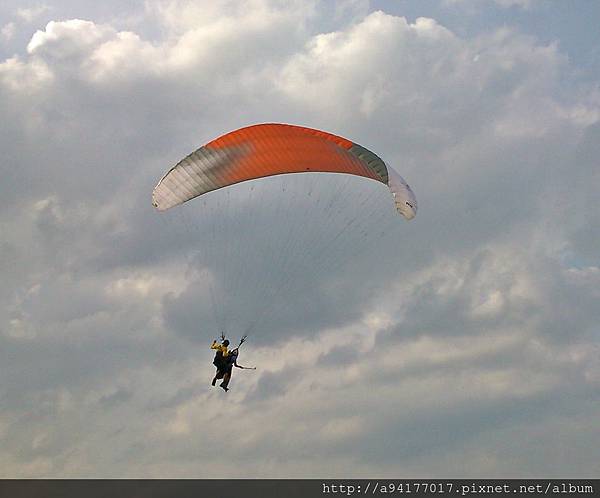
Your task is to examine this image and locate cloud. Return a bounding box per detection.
[444,0,536,10]
[0,0,599,478]
[27,19,114,57]
[16,5,51,23]
[1,22,16,41]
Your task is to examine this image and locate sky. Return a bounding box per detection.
[1,0,599,478]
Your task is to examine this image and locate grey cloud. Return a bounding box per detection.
[316,345,360,368]
[243,368,299,403]
[98,388,133,408]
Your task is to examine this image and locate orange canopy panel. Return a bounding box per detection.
[152,123,416,220]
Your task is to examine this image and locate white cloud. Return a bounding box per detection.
[16,5,51,23]
[0,55,53,92]
[1,22,16,41]
[27,19,115,57]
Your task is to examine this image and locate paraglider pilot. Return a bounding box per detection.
[211,335,229,385]
[211,335,254,391]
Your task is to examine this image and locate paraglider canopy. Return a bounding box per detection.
[152,123,417,220]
